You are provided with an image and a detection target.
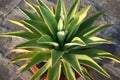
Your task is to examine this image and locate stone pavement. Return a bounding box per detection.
[0,0,120,80]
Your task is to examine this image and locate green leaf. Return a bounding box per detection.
[47,61,61,80]
[18,7,42,21]
[21,51,51,73]
[24,0,42,17]
[74,36,112,49]
[61,0,67,16]
[37,35,53,42]
[31,59,51,80]
[9,19,42,36]
[51,50,64,67]
[72,37,86,45]
[63,54,83,76]
[64,37,86,50]
[77,11,105,37]
[0,31,38,40]
[77,49,120,63]
[55,0,65,22]
[37,35,59,49]
[88,36,111,43]
[13,48,44,52]
[66,6,91,42]
[81,66,94,80]
[62,60,76,80]
[67,0,80,21]
[39,5,58,40]
[76,54,110,78]
[58,18,64,31]
[55,0,62,22]
[64,43,85,50]
[37,42,59,49]
[51,6,56,14]
[37,0,54,16]
[82,36,112,47]
[19,64,28,71]
[11,48,32,53]
[56,62,61,80]
[11,52,35,63]
[24,20,52,36]
[83,24,112,37]
[63,37,86,50]
[16,39,39,48]
[57,31,66,47]
[16,39,57,49]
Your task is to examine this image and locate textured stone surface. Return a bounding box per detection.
[0,0,120,80]
[89,61,120,80]
[0,54,32,80]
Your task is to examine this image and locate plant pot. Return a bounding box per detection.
[30,65,81,80]
[30,65,39,74]
[27,59,88,80]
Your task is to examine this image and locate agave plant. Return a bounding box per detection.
[0,0,120,80]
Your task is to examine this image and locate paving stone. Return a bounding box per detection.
[0,53,32,80]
